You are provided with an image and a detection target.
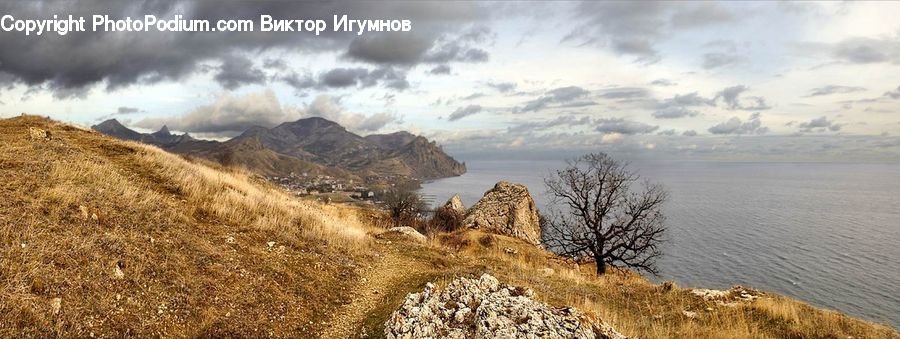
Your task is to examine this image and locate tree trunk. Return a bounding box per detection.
[595,256,606,275]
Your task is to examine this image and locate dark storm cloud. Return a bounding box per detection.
[447,105,482,121]
[806,85,866,97]
[320,68,370,88]
[517,86,590,113]
[0,1,486,96]
[317,67,409,90]
[280,72,317,91]
[714,85,771,110]
[594,118,658,135]
[214,55,266,90]
[708,112,768,135]
[344,25,491,65]
[345,33,434,65]
[565,2,735,62]
[262,58,288,70]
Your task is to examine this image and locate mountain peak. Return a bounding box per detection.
[94,118,124,128]
[154,125,171,136]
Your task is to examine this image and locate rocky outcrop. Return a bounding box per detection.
[444,194,466,214]
[464,181,541,246]
[28,127,52,141]
[382,226,428,243]
[384,274,625,339]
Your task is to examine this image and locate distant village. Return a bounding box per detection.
[268,172,377,204]
[268,171,437,209]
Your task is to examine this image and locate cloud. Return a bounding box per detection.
[262,58,288,70]
[429,65,452,75]
[650,79,676,86]
[344,33,435,65]
[565,2,735,62]
[507,114,591,133]
[280,72,317,91]
[594,118,658,135]
[303,96,399,132]
[462,92,485,100]
[598,87,650,100]
[345,25,491,66]
[797,116,843,132]
[828,37,900,64]
[708,112,769,135]
[682,130,698,136]
[117,106,141,114]
[657,129,677,136]
[807,85,866,97]
[884,86,900,99]
[670,3,733,28]
[653,106,699,119]
[601,133,624,144]
[702,52,742,69]
[518,86,590,112]
[714,85,771,110]
[317,67,409,90]
[0,1,486,96]
[136,90,296,135]
[448,105,482,121]
[652,92,713,119]
[487,81,517,93]
[135,90,397,136]
[214,55,266,90]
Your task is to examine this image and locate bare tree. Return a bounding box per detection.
[382,184,426,228]
[543,153,668,275]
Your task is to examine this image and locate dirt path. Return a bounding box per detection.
[318,241,431,338]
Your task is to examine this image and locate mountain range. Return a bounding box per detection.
[91,118,466,182]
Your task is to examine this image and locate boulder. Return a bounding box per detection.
[443,194,466,214]
[28,127,52,141]
[384,273,625,339]
[464,181,541,246]
[383,226,427,243]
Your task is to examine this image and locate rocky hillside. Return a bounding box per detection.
[92,117,466,181]
[5,115,897,338]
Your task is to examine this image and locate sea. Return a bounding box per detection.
[420,159,900,329]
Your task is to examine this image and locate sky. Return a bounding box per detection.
[2,1,900,161]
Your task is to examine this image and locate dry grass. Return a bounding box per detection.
[0,115,371,337]
[424,230,899,339]
[2,115,897,338]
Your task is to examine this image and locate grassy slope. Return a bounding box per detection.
[0,116,372,337]
[2,115,897,338]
